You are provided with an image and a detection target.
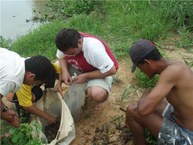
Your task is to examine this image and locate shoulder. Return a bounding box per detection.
[164,61,187,74]
[160,61,188,82]
[21,84,32,90]
[52,62,61,74]
[83,37,104,49]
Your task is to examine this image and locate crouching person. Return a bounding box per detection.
[8,62,62,124]
[125,39,193,145]
[0,48,57,127]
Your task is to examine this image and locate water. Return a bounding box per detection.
[0,0,48,40]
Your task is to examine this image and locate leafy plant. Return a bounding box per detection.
[1,122,42,145]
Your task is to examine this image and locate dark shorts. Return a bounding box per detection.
[158,104,193,145]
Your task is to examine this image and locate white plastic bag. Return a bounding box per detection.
[62,83,86,122]
[31,89,75,145]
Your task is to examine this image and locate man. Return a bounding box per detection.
[55,28,119,110]
[7,62,62,124]
[0,48,56,127]
[125,39,193,145]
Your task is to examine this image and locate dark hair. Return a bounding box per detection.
[55,28,81,52]
[25,56,56,83]
[137,49,162,64]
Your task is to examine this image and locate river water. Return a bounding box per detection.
[0,0,48,40]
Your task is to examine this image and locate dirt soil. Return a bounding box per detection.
[70,58,137,145]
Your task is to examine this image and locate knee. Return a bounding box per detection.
[126,102,138,117]
[125,102,138,126]
[87,87,108,102]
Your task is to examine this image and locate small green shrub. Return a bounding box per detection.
[1,122,42,145]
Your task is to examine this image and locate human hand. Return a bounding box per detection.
[62,72,72,85]
[6,109,19,127]
[74,73,87,83]
[47,116,57,125]
[0,132,11,138]
[54,82,63,96]
[6,109,18,117]
[6,115,19,128]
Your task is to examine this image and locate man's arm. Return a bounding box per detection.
[75,65,117,84]
[59,58,72,85]
[59,58,68,73]
[54,73,63,95]
[137,66,179,116]
[23,105,56,124]
[0,94,19,127]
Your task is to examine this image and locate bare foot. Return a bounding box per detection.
[94,102,105,111]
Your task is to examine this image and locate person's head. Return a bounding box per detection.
[129,39,162,77]
[24,56,57,86]
[55,28,83,56]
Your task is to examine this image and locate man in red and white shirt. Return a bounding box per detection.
[55,28,119,110]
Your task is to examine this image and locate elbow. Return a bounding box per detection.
[109,65,117,75]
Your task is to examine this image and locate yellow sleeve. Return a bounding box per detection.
[52,62,61,74]
[16,84,33,107]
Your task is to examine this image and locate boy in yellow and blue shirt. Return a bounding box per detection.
[9,62,62,124]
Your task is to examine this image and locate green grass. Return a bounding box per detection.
[1,0,192,88]
[10,21,65,59]
[1,0,192,87]
[1,1,193,144]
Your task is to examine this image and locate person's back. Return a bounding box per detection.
[0,48,57,127]
[0,48,25,95]
[164,61,193,130]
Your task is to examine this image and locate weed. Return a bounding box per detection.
[1,121,42,145]
[177,28,193,50]
[0,36,12,48]
[158,0,193,28]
